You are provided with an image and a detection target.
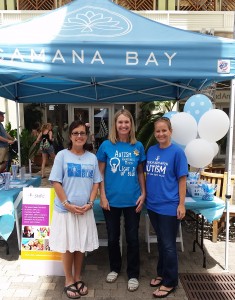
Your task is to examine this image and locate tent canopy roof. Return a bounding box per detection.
[0,0,234,103]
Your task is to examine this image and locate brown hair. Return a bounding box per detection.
[154,117,172,131]
[68,120,90,150]
[109,109,137,145]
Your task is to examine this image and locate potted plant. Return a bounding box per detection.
[136,101,177,151]
[20,129,40,168]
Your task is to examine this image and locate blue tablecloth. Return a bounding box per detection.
[0,176,41,240]
[93,196,225,224]
[93,199,104,222]
[185,196,225,223]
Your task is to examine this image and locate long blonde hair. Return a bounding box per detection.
[40,123,51,132]
[109,109,137,145]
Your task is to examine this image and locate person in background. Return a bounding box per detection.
[30,122,41,164]
[0,111,15,173]
[145,117,188,299]
[62,121,70,148]
[31,122,41,138]
[34,123,55,178]
[96,109,146,292]
[49,120,102,299]
[85,123,96,153]
[52,123,64,154]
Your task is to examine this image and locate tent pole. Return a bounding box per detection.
[225,78,235,271]
[15,100,21,167]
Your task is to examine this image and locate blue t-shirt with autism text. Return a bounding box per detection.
[146,143,188,216]
[96,140,146,207]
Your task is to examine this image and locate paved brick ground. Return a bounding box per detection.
[1,166,235,300]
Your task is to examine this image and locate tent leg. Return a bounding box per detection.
[15,101,21,167]
[225,79,235,271]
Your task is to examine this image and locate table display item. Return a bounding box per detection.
[11,164,19,180]
[202,183,217,201]
[1,172,11,190]
[20,166,26,182]
[187,172,200,181]
[187,182,204,198]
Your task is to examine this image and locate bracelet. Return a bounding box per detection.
[87,201,94,208]
[62,200,68,206]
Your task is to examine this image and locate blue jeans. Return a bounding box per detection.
[103,206,140,279]
[148,209,179,287]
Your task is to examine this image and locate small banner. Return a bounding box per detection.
[20,187,63,275]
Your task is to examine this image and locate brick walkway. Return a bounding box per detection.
[0,166,235,299]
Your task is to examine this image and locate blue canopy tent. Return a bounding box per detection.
[0,0,234,103]
[0,0,235,270]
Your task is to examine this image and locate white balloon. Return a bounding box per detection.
[210,142,219,156]
[171,112,198,146]
[185,139,215,168]
[198,109,230,142]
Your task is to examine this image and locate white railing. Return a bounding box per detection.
[0,10,234,33]
[135,11,234,33]
[0,10,45,25]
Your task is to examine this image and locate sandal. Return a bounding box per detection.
[106,271,119,283]
[127,278,139,292]
[64,284,80,299]
[74,281,88,296]
[150,277,163,287]
[153,286,176,298]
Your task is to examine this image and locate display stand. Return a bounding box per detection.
[20,187,63,276]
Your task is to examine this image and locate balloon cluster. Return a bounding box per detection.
[163,94,230,168]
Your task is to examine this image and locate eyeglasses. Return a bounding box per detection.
[71,131,87,137]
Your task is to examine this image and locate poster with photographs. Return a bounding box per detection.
[21,187,63,275]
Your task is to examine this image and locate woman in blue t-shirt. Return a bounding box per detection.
[145,117,188,299]
[96,109,146,292]
[49,120,102,299]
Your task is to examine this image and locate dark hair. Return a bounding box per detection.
[68,120,90,150]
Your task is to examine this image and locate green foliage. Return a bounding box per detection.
[136,112,160,151]
[20,129,39,166]
[5,122,18,161]
[136,101,177,151]
[5,124,40,166]
[5,122,17,138]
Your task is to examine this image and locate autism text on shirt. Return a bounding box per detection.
[146,164,166,174]
[114,151,131,158]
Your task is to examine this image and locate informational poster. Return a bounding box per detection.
[20,187,64,275]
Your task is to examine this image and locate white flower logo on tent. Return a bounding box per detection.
[60,6,132,37]
[67,11,123,33]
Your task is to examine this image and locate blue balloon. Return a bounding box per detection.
[163,111,178,119]
[184,94,212,123]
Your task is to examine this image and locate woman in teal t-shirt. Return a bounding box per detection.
[97,109,146,292]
